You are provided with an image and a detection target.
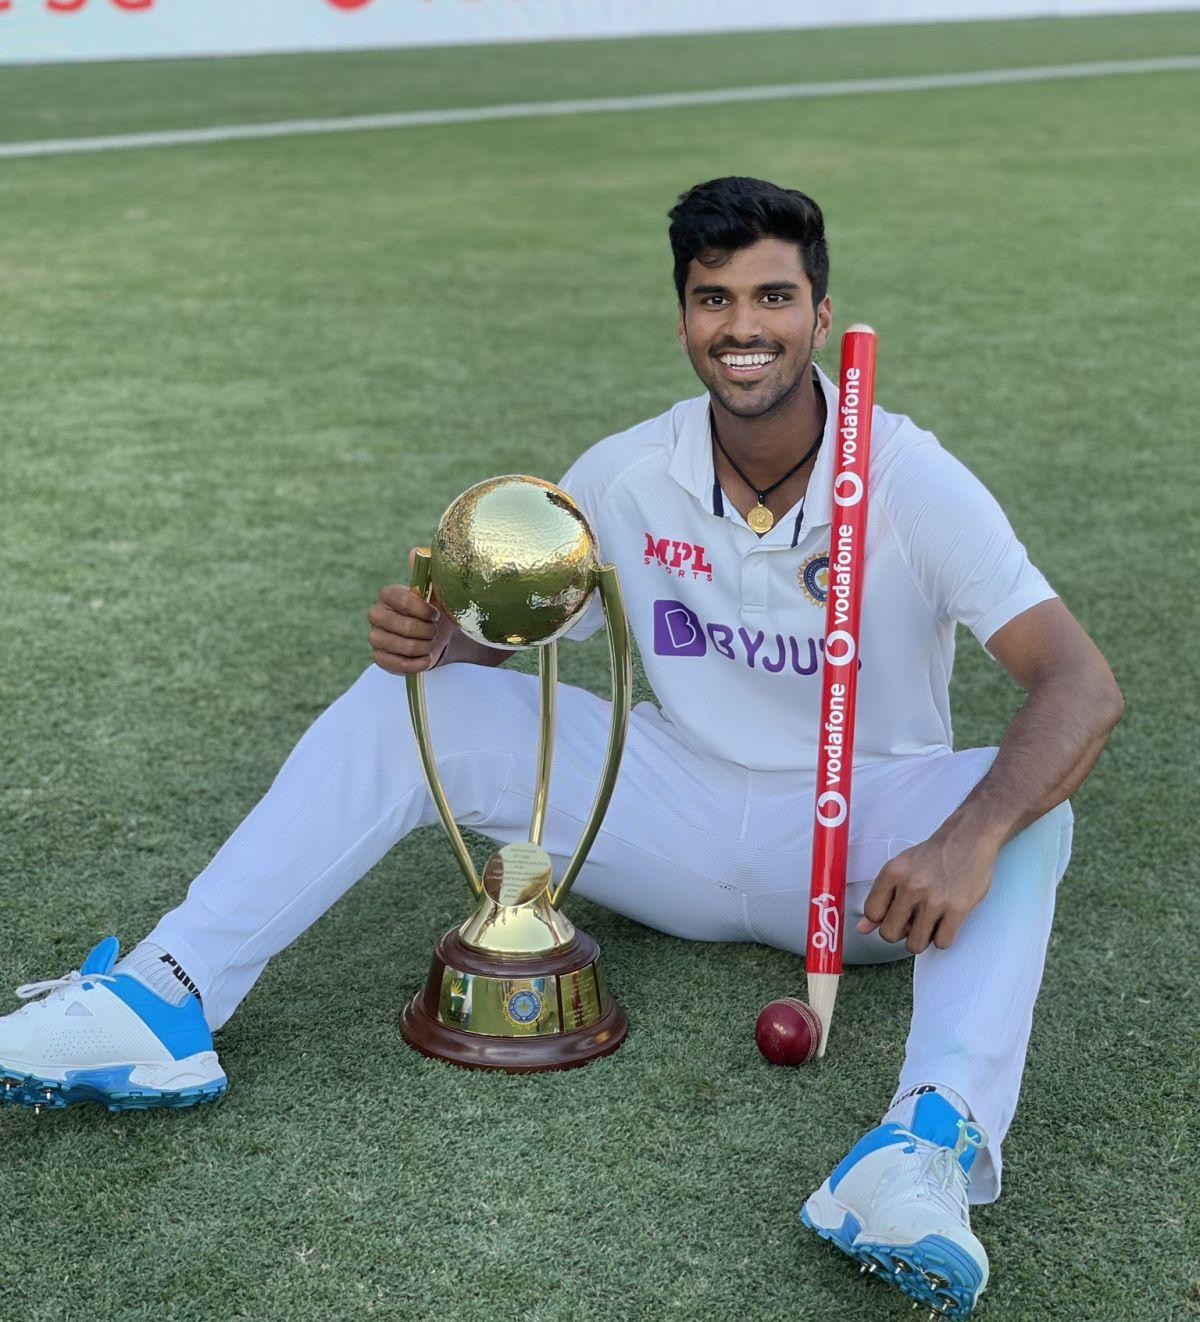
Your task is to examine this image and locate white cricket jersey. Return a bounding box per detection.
[557,365,1055,772]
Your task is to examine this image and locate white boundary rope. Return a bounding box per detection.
[2,54,1198,161]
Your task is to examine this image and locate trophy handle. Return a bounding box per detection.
[406,547,483,898]
[548,564,631,910]
[529,641,557,847]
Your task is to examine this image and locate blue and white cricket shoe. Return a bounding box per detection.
[801,1093,989,1317]
[0,937,226,1113]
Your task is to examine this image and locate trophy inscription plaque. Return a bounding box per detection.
[398,475,632,1072]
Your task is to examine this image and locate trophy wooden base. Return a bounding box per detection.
[399,925,628,1073]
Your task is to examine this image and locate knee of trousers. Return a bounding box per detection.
[347,663,517,826]
[996,799,1074,892]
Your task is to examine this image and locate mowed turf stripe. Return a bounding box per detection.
[2,53,1198,160]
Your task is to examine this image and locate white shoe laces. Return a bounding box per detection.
[894,1117,988,1221]
[15,969,116,1005]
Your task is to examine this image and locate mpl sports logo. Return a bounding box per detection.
[644,533,713,582]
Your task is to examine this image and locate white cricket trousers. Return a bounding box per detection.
[147,662,1072,1204]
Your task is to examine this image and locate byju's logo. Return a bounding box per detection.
[644,533,713,581]
[653,601,708,656]
[651,600,841,676]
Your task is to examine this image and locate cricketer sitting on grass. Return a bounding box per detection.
[1,177,1122,1317]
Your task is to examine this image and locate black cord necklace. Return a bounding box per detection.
[710,410,824,534]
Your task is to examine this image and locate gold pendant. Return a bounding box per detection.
[748,504,774,534]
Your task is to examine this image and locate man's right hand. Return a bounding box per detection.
[368,567,457,676]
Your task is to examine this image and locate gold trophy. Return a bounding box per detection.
[398,475,632,1071]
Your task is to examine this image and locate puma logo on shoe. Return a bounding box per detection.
[158,953,201,1003]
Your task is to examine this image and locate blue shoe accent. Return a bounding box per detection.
[851,1234,984,1317]
[799,1205,861,1254]
[827,1096,977,1194]
[106,974,213,1061]
[80,936,120,977]
[911,1093,978,1172]
[77,935,213,1061]
[828,1122,913,1193]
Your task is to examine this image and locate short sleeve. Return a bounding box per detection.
[883,436,1057,649]
[554,460,606,643]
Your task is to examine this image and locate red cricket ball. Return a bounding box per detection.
[754,997,822,1066]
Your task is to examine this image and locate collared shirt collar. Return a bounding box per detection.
[666,363,841,535]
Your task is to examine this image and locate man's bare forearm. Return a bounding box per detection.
[942,664,1123,849]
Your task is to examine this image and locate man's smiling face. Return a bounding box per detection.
[677,237,832,418]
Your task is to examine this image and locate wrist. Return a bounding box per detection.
[936,793,1015,853]
[432,630,462,668]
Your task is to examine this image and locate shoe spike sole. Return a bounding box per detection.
[801,1205,981,1317]
[0,1070,226,1113]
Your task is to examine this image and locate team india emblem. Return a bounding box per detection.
[798,551,830,606]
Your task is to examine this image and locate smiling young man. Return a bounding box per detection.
[2,178,1121,1317]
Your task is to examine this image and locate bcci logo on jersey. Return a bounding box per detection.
[798,552,830,606]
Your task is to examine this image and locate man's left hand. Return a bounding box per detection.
[857,830,998,954]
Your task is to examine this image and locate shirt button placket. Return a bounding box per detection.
[741,549,769,617]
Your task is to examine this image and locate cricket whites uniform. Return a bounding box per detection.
[5,368,1071,1218]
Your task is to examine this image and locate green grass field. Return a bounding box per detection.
[1,13,1198,1319]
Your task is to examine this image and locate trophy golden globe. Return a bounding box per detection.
[399,475,632,1072]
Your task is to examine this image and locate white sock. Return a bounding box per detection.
[884,1082,970,1128]
[115,942,201,1007]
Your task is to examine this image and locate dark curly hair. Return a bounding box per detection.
[668,177,829,308]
